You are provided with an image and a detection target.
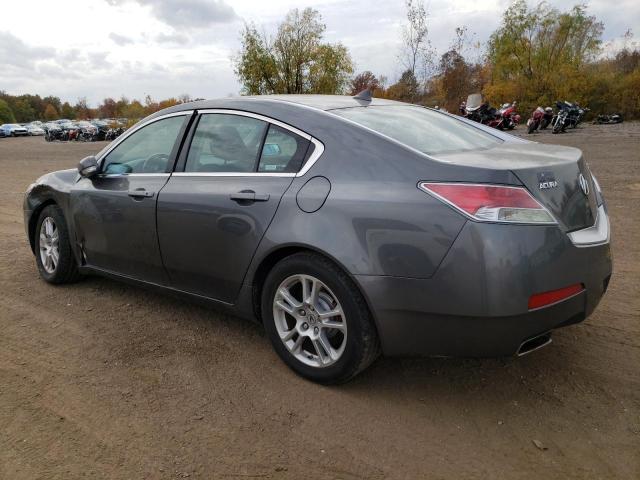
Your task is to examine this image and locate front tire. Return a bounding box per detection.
[35,205,81,284]
[261,253,380,384]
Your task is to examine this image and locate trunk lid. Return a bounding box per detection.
[433,142,597,232]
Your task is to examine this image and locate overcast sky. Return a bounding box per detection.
[1,0,638,105]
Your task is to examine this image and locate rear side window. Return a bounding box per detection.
[185,113,311,174]
[258,125,309,173]
[331,106,502,155]
[185,114,268,173]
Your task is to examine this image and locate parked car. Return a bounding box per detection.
[1,123,29,137]
[27,123,45,136]
[23,94,612,384]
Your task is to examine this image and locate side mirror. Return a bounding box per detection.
[78,155,99,178]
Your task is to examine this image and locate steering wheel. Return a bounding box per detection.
[142,153,169,173]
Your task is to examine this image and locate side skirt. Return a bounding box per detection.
[78,265,257,322]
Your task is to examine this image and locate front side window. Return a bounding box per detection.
[102,116,185,174]
[185,114,268,173]
[331,106,502,155]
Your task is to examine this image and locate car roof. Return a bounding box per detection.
[243,94,406,111]
[162,94,407,115]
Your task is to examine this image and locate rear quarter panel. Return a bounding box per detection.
[245,115,523,282]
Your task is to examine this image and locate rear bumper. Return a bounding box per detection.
[356,220,612,357]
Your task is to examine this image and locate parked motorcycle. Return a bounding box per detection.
[539,107,554,130]
[527,107,545,134]
[497,102,520,130]
[462,94,519,130]
[594,113,623,124]
[551,101,571,134]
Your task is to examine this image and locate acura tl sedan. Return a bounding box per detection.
[23,94,612,383]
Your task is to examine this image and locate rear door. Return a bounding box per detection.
[157,111,311,303]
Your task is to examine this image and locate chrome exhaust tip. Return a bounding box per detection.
[517,332,552,356]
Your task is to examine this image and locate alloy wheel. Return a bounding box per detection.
[273,274,347,368]
[39,217,59,274]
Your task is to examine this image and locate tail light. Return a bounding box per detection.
[591,174,604,207]
[418,182,556,224]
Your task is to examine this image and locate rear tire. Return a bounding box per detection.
[34,205,82,284]
[261,252,380,384]
[527,122,536,134]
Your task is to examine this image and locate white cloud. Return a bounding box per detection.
[109,33,134,46]
[105,0,238,27]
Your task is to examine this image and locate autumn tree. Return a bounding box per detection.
[74,97,92,119]
[385,70,420,102]
[99,98,117,118]
[235,8,354,94]
[42,96,62,115]
[43,104,59,120]
[350,71,382,95]
[430,27,485,111]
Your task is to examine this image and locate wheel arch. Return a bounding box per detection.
[28,198,58,253]
[249,244,380,335]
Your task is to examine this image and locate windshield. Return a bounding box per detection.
[331,106,502,155]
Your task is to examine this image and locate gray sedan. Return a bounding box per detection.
[23,95,612,383]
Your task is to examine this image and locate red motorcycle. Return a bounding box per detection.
[496,102,520,130]
[462,94,520,130]
[527,106,545,134]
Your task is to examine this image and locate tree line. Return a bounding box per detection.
[1,0,637,123]
[0,92,197,124]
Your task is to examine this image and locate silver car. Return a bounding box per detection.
[1,123,28,137]
[27,123,45,136]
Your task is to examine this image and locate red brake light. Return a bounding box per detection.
[528,284,584,310]
[418,182,556,224]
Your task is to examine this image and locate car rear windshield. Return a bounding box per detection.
[331,106,502,155]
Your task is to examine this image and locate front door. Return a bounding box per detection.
[157,112,311,303]
[70,114,189,284]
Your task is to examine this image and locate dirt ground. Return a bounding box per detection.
[1,124,639,480]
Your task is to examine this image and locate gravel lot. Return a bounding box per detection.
[1,124,639,479]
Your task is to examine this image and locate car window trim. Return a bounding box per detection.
[95,110,193,177]
[172,109,324,178]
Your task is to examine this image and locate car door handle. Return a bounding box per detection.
[229,191,270,202]
[128,188,155,199]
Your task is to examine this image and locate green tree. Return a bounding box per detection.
[0,99,16,123]
[485,1,603,109]
[12,99,36,122]
[385,70,420,102]
[122,100,146,119]
[235,8,354,94]
[61,102,76,119]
